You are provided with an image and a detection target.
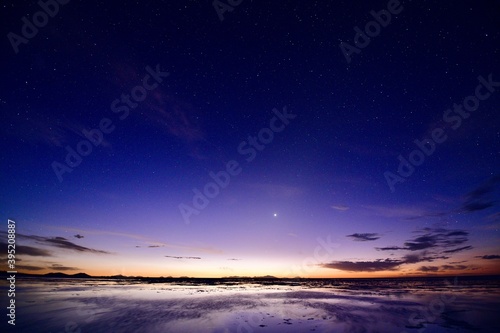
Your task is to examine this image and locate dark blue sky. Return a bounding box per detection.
[1,0,499,277]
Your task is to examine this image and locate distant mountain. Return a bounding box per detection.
[44,272,91,278]
[254,275,278,279]
[44,272,70,278]
[72,272,92,278]
[222,276,249,279]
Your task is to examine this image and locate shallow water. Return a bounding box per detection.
[3,277,500,332]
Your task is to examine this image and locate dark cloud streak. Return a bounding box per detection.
[346,233,380,241]
[3,232,110,254]
[476,255,500,260]
[322,259,402,272]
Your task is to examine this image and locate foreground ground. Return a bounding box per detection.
[2,277,500,332]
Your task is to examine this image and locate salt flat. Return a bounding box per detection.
[4,277,500,333]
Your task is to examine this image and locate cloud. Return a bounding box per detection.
[418,266,439,272]
[48,226,224,254]
[74,234,84,239]
[376,246,402,251]
[18,245,52,256]
[227,258,241,261]
[11,233,110,254]
[331,205,349,211]
[485,212,500,223]
[376,228,469,252]
[165,255,201,260]
[322,250,455,273]
[401,253,449,264]
[0,112,109,149]
[143,92,204,143]
[0,240,52,257]
[460,175,500,213]
[50,264,79,271]
[465,175,500,199]
[445,230,468,237]
[322,259,402,272]
[110,64,200,142]
[405,211,448,220]
[346,233,380,241]
[479,221,500,231]
[441,265,468,270]
[17,265,45,271]
[418,264,468,272]
[404,176,500,220]
[476,255,500,260]
[44,237,110,254]
[443,246,472,254]
[401,253,422,264]
[462,201,494,212]
[328,228,471,273]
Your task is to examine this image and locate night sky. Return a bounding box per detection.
[1,0,499,278]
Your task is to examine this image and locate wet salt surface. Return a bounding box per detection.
[4,277,500,332]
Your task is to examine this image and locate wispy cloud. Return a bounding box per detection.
[346,233,380,241]
[417,266,439,272]
[45,236,110,253]
[0,239,51,257]
[441,264,468,270]
[165,255,201,260]
[461,175,500,213]
[401,253,449,264]
[50,263,80,271]
[408,176,500,220]
[3,232,110,255]
[485,212,500,223]
[48,226,224,254]
[331,205,349,211]
[0,112,109,149]
[362,204,432,219]
[376,228,469,252]
[475,254,500,260]
[443,246,472,254]
[142,91,204,143]
[17,265,45,271]
[418,264,468,272]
